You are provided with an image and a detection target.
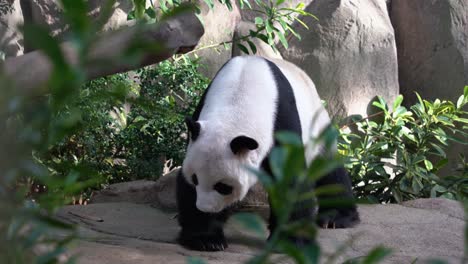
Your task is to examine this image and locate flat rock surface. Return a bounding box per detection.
[56,198,466,263]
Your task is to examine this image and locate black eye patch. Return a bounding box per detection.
[192,174,198,186]
[214,182,233,195]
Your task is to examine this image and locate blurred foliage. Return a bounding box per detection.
[339,87,468,204]
[0,0,195,262]
[229,130,392,264]
[40,56,208,189]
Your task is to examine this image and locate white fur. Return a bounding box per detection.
[182,56,331,213]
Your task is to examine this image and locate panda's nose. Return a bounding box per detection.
[196,192,223,213]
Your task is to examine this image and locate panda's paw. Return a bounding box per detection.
[317,208,360,229]
[178,230,228,251]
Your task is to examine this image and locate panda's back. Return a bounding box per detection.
[198,56,330,161]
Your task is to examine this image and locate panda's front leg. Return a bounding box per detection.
[176,171,229,251]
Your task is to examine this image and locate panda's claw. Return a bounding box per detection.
[317,208,360,229]
[178,230,227,252]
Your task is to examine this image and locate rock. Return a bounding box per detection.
[390,0,468,176]
[281,0,399,118]
[152,167,179,210]
[91,167,269,213]
[236,0,313,26]
[402,198,464,220]
[193,0,241,78]
[28,0,140,39]
[90,180,158,205]
[390,0,468,104]
[56,198,465,263]
[0,0,23,57]
[153,167,269,213]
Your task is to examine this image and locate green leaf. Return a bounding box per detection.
[277,240,307,263]
[265,20,273,33]
[231,213,266,237]
[237,43,249,54]
[269,147,286,180]
[361,246,392,264]
[242,0,252,9]
[276,0,285,5]
[424,160,433,171]
[247,167,273,187]
[275,131,303,146]
[393,95,404,110]
[430,143,446,158]
[132,0,146,19]
[61,0,89,34]
[293,16,309,30]
[256,33,269,44]
[284,23,301,40]
[277,30,288,49]
[247,40,257,54]
[22,24,68,70]
[254,17,263,26]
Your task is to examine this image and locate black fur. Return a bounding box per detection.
[176,61,231,251]
[315,167,360,228]
[185,117,201,141]
[263,59,317,245]
[230,136,259,154]
[176,171,229,251]
[176,57,359,252]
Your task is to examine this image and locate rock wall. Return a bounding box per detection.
[281,0,399,118]
[28,0,136,39]
[390,0,468,174]
[193,0,240,78]
[390,0,468,104]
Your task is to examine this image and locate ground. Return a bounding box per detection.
[56,197,465,263]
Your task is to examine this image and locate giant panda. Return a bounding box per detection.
[176,56,359,251]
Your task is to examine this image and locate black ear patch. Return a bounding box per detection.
[185,116,200,141]
[230,136,258,155]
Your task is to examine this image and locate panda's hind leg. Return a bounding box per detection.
[265,160,317,247]
[176,171,229,251]
[316,167,360,228]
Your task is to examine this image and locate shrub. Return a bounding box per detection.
[42,56,208,188]
[339,88,468,203]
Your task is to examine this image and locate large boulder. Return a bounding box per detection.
[390,0,468,104]
[282,0,399,118]
[390,0,468,176]
[89,168,269,214]
[28,0,137,39]
[0,0,23,57]
[56,198,465,263]
[192,1,241,78]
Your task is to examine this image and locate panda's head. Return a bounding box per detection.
[182,117,260,213]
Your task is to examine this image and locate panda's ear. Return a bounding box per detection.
[230,136,258,155]
[185,116,201,141]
